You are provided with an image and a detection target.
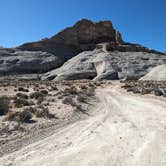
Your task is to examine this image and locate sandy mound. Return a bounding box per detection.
[140,65,166,81]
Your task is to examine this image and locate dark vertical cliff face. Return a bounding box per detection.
[18,19,123,56]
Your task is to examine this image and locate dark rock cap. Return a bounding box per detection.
[19,19,123,54]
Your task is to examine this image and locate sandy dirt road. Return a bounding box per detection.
[0,83,166,166]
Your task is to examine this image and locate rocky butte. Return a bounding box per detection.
[0,19,165,80]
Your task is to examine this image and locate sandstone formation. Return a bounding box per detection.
[140,64,166,81]
[19,19,123,54]
[0,19,124,76]
[0,19,165,80]
[42,43,166,81]
[0,48,61,75]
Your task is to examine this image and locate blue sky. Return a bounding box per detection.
[0,0,165,51]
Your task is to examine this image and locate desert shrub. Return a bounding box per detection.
[0,96,10,115]
[5,109,32,123]
[24,106,37,114]
[51,85,58,91]
[30,91,48,105]
[40,90,48,95]
[154,89,163,96]
[69,87,78,95]
[36,96,44,105]
[28,100,35,106]
[88,82,95,87]
[18,87,29,92]
[63,87,78,95]
[74,104,86,113]
[76,95,86,103]
[79,85,88,90]
[30,92,44,99]
[34,106,49,118]
[14,98,29,108]
[62,96,73,105]
[16,93,28,99]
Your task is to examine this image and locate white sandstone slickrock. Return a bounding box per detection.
[0,49,62,75]
[42,46,166,81]
[140,64,166,81]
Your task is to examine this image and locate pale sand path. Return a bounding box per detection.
[0,83,166,166]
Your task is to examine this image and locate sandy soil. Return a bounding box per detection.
[0,80,99,157]
[0,82,166,166]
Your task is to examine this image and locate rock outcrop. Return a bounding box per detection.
[19,19,123,55]
[0,48,61,75]
[0,19,125,76]
[0,19,165,80]
[140,65,166,81]
[42,43,166,81]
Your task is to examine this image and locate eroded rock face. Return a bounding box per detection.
[0,48,61,75]
[18,19,123,55]
[42,46,166,81]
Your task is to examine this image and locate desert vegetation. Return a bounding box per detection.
[122,80,166,97]
[0,80,103,156]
